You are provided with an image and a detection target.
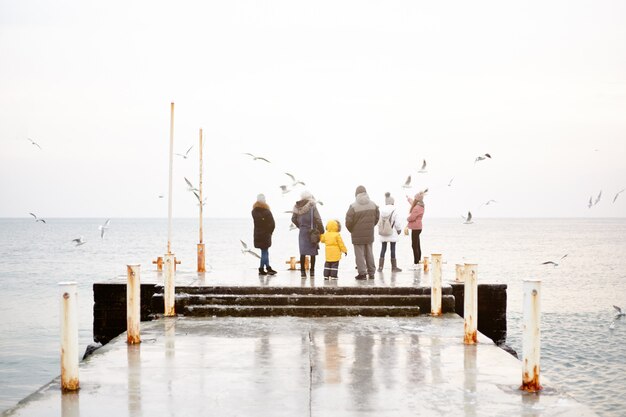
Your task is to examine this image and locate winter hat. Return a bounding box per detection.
[257,193,266,203]
[385,192,394,205]
[300,190,313,201]
[355,185,367,196]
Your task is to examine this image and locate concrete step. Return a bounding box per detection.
[156,285,451,296]
[183,304,422,317]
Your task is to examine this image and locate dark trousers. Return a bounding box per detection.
[411,230,422,264]
[379,241,396,259]
[301,255,316,271]
[324,261,339,278]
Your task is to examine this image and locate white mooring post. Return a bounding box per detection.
[164,254,176,316]
[423,256,430,273]
[127,265,141,344]
[59,282,79,392]
[521,279,542,392]
[197,127,206,273]
[463,264,478,344]
[431,254,442,316]
[455,263,464,282]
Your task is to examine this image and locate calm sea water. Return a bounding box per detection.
[0,218,625,416]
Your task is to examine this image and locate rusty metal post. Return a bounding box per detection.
[127,265,141,344]
[521,279,542,392]
[59,282,79,392]
[431,254,442,316]
[197,128,206,272]
[455,264,464,282]
[423,256,429,273]
[152,256,163,271]
[164,253,176,316]
[463,264,478,344]
[167,102,174,255]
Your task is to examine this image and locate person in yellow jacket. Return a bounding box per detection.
[320,219,348,280]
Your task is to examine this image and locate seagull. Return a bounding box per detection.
[613,189,625,203]
[402,175,412,188]
[26,138,42,149]
[475,153,492,163]
[192,190,207,206]
[289,222,298,231]
[541,254,567,267]
[594,190,602,206]
[184,177,198,192]
[29,213,46,223]
[243,153,271,163]
[158,194,164,199]
[175,145,193,159]
[284,173,305,187]
[614,305,626,318]
[588,196,593,209]
[462,211,473,224]
[72,236,86,246]
[280,185,292,194]
[483,200,497,206]
[239,239,261,259]
[448,177,455,187]
[418,160,427,173]
[98,219,111,239]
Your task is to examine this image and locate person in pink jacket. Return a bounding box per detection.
[406,191,425,269]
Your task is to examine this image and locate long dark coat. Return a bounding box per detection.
[291,199,324,256]
[252,202,275,249]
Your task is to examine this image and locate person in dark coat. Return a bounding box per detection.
[346,185,380,280]
[291,190,324,278]
[252,193,276,275]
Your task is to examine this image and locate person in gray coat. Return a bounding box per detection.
[345,185,380,280]
[291,191,324,278]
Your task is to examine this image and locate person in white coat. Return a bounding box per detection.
[377,192,403,272]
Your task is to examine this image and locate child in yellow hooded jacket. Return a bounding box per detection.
[320,219,348,280]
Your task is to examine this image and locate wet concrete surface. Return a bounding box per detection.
[5,316,596,417]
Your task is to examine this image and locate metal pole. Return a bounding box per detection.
[455,264,464,282]
[197,128,206,272]
[126,265,141,344]
[521,279,542,392]
[164,253,176,316]
[463,264,478,344]
[167,102,174,255]
[430,254,442,315]
[59,282,79,392]
[423,256,429,273]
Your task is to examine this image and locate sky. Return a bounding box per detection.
[1,0,625,220]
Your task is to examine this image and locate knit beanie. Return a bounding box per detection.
[355,185,367,196]
[257,193,266,203]
[300,190,313,201]
[385,192,394,205]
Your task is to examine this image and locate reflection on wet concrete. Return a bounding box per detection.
[7,316,598,417]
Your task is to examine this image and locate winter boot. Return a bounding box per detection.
[258,267,268,276]
[377,258,384,272]
[391,258,403,272]
[266,266,277,275]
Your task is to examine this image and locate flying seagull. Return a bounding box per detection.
[418,160,427,173]
[475,153,492,163]
[192,190,207,207]
[29,213,46,223]
[614,305,626,318]
[243,153,271,163]
[541,254,568,267]
[483,200,497,206]
[289,222,298,231]
[280,185,292,194]
[175,145,193,159]
[594,190,602,206]
[613,189,625,204]
[72,236,86,246]
[462,211,473,224]
[239,239,261,259]
[284,172,305,187]
[184,177,198,192]
[448,177,455,187]
[98,219,111,239]
[26,138,42,149]
[402,175,412,189]
[588,196,593,209]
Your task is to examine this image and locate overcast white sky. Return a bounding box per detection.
[1,0,625,219]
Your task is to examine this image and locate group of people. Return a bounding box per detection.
[251,185,426,280]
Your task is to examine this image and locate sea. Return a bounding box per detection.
[0,218,625,416]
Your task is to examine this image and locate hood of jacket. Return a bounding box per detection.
[253,201,270,210]
[325,219,339,232]
[355,192,371,205]
[293,199,315,215]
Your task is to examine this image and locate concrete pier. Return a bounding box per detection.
[5,316,595,416]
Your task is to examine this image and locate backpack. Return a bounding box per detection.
[378,210,394,236]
